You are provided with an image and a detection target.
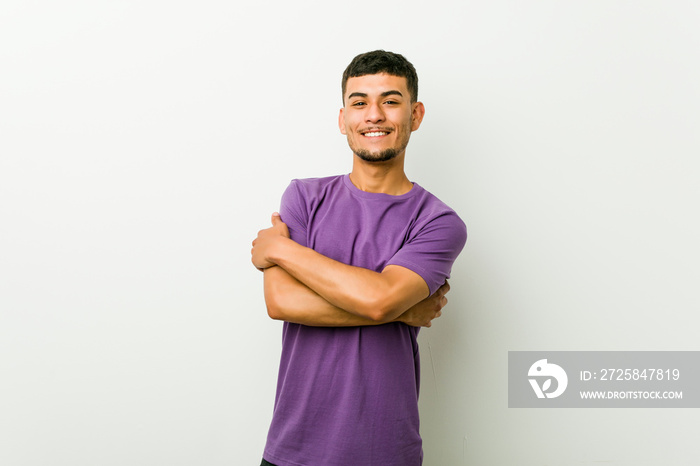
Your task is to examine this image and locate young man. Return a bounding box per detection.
[251,50,467,466]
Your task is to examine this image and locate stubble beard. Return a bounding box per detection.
[348,134,409,163]
[353,147,400,163]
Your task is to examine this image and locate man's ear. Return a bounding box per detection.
[411,102,425,132]
[338,107,347,135]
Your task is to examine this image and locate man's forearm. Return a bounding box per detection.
[264,266,396,327]
[251,213,430,322]
[264,266,448,328]
[268,237,429,322]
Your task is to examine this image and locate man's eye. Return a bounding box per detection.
[384,100,397,105]
[352,102,366,107]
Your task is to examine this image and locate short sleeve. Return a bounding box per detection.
[278,180,309,248]
[386,211,467,295]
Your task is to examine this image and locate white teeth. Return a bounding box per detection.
[364,132,388,137]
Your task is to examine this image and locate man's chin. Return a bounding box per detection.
[353,149,399,163]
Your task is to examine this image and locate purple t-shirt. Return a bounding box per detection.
[263,175,467,466]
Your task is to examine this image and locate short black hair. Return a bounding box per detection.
[341,50,419,104]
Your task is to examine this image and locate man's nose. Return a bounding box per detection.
[364,103,385,123]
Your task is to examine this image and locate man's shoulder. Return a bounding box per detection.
[414,184,464,221]
[290,174,344,188]
[285,174,346,200]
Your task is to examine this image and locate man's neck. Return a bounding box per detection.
[348,154,413,195]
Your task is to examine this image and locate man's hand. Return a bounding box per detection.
[395,281,451,327]
[252,213,290,271]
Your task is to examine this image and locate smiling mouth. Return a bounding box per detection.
[361,128,391,138]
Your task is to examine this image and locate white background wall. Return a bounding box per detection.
[2,1,698,465]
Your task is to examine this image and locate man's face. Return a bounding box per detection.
[339,73,424,163]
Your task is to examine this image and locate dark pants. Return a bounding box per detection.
[260,459,276,466]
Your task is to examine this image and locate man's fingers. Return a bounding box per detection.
[271,212,281,225]
[439,280,450,295]
[434,280,450,297]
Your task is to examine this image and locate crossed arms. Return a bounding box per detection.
[251,213,450,327]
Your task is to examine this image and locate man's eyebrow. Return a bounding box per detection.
[348,92,368,99]
[347,90,404,99]
[381,90,403,98]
